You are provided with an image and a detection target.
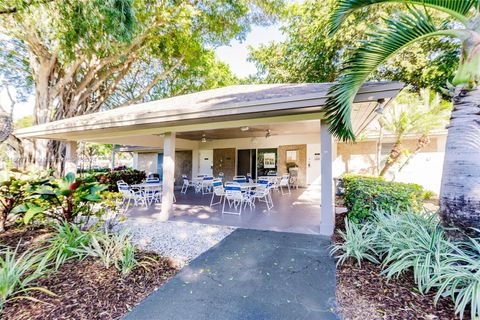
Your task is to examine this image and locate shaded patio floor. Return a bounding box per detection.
[127,185,322,235]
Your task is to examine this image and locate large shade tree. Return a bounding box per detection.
[325,0,480,235]
[0,0,281,171]
[248,0,459,92]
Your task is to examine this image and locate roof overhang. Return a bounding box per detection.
[15,81,403,142]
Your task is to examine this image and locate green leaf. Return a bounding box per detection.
[329,0,474,36]
[324,9,463,141]
[64,172,76,184]
[23,206,45,225]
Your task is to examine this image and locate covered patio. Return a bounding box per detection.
[129,186,321,234]
[15,82,403,236]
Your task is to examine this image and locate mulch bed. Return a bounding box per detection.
[333,211,461,320]
[1,227,179,320]
[0,226,53,253]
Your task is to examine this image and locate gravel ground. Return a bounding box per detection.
[118,219,236,266]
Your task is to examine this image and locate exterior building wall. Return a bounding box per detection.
[336,136,446,193]
[278,144,307,186]
[136,153,157,175]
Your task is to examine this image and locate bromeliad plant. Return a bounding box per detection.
[23,173,107,225]
[325,0,480,235]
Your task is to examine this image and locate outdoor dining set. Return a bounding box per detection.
[180,172,292,215]
[116,172,292,215]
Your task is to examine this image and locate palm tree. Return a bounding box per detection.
[378,89,450,177]
[325,0,480,235]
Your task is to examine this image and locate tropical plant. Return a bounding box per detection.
[22,173,107,224]
[333,209,480,319]
[428,234,480,319]
[0,246,53,311]
[330,219,380,266]
[0,172,48,232]
[79,230,139,275]
[377,89,451,176]
[45,222,93,270]
[325,0,480,234]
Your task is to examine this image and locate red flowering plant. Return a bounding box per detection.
[21,173,108,225]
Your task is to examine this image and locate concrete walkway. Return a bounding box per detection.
[124,229,338,320]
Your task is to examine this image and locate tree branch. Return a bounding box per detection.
[122,57,184,106]
[0,0,55,15]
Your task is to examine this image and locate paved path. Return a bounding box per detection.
[124,229,338,320]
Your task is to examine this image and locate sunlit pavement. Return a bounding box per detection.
[124,229,338,320]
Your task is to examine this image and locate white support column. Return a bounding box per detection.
[319,120,335,236]
[65,141,78,176]
[110,147,116,170]
[160,132,176,221]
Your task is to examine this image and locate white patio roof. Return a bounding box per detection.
[15,81,403,142]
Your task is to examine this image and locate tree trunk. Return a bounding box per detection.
[379,140,402,177]
[439,86,480,236]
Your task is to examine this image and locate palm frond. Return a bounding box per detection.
[324,9,462,141]
[329,0,474,36]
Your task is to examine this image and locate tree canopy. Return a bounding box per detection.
[248,0,459,93]
[0,0,283,169]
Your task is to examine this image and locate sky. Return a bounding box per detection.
[1,23,285,121]
[215,24,285,78]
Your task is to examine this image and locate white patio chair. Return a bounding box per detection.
[233,175,247,183]
[279,174,291,195]
[217,172,225,181]
[117,182,146,211]
[252,179,273,210]
[202,176,214,194]
[180,175,195,194]
[222,185,244,215]
[210,179,225,207]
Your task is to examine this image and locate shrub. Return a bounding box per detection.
[95,169,146,192]
[342,174,424,222]
[19,173,111,225]
[0,173,49,232]
[332,210,480,319]
[0,246,53,310]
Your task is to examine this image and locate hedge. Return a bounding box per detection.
[94,169,146,192]
[342,174,425,222]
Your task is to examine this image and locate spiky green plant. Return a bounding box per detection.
[325,0,480,235]
[330,218,380,266]
[428,233,480,319]
[45,222,92,270]
[0,246,54,310]
[79,229,139,274]
[374,211,452,292]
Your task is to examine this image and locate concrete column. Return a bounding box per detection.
[160,132,176,220]
[110,147,116,170]
[319,120,335,236]
[65,141,78,176]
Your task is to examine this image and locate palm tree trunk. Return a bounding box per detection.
[439,86,480,236]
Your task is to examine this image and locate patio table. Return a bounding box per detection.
[131,183,162,205]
